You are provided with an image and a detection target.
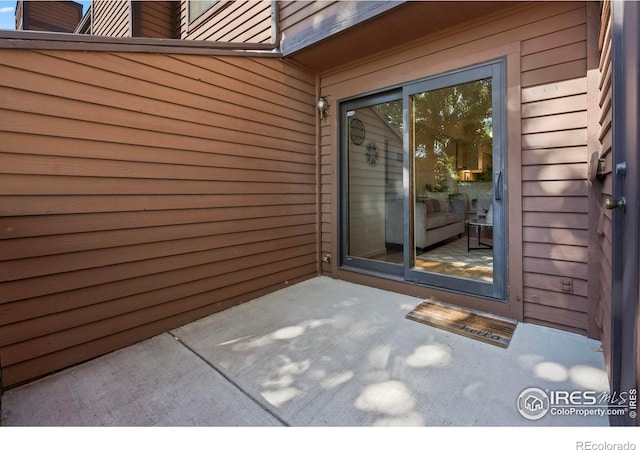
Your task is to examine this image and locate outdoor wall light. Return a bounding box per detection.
[317,97,329,119]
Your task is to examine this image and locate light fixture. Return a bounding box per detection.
[317,97,329,119]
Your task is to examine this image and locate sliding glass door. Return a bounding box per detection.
[341,60,506,301]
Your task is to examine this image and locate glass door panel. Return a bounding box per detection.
[411,78,493,280]
[405,62,505,300]
[342,94,404,275]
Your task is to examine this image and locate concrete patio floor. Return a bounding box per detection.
[1,277,610,427]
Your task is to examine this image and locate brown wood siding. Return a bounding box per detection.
[319,2,591,333]
[595,0,613,372]
[178,0,272,43]
[279,1,337,37]
[507,3,589,334]
[19,1,83,33]
[0,49,316,389]
[92,0,131,37]
[138,1,177,38]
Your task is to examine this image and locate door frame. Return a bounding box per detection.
[339,59,509,301]
[335,44,523,322]
[610,0,639,427]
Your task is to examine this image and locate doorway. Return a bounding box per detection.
[341,60,507,301]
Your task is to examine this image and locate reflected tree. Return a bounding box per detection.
[412,79,492,192]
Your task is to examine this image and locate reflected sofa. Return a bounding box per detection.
[385,197,465,250]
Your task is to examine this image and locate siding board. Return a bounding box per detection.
[523,242,588,263]
[521,111,587,134]
[0,130,315,166]
[0,214,316,261]
[522,179,588,197]
[523,303,588,332]
[524,273,588,297]
[521,23,587,55]
[0,153,313,186]
[522,163,587,181]
[521,94,587,118]
[522,147,587,165]
[521,77,587,103]
[0,205,316,240]
[0,49,316,388]
[523,257,588,280]
[524,287,589,312]
[521,59,587,87]
[523,226,588,246]
[521,41,586,72]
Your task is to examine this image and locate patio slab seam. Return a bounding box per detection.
[166,331,290,427]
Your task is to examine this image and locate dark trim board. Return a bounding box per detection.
[610,0,639,427]
[0,30,282,55]
[281,1,403,56]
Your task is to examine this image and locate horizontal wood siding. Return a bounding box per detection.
[92,0,130,37]
[21,1,83,33]
[178,0,272,43]
[516,3,589,334]
[138,1,177,38]
[596,0,613,370]
[279,1,337,38]
[319,2,591,333]
[0,49,316,388]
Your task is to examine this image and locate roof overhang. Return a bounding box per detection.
[286,1,520,72]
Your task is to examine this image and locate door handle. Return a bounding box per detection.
[605,197,626,210]
[494,170,502,200]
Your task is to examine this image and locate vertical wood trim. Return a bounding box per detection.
[131,0,141,37]
[22,0,30,30]
[315,71,322,275]
[329,96,339,277]
[507,46,524,322]
[596,0,613,373]
[128,0,133,37]
[586,1,603,339]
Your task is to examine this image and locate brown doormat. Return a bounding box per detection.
[406,300,517,348]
